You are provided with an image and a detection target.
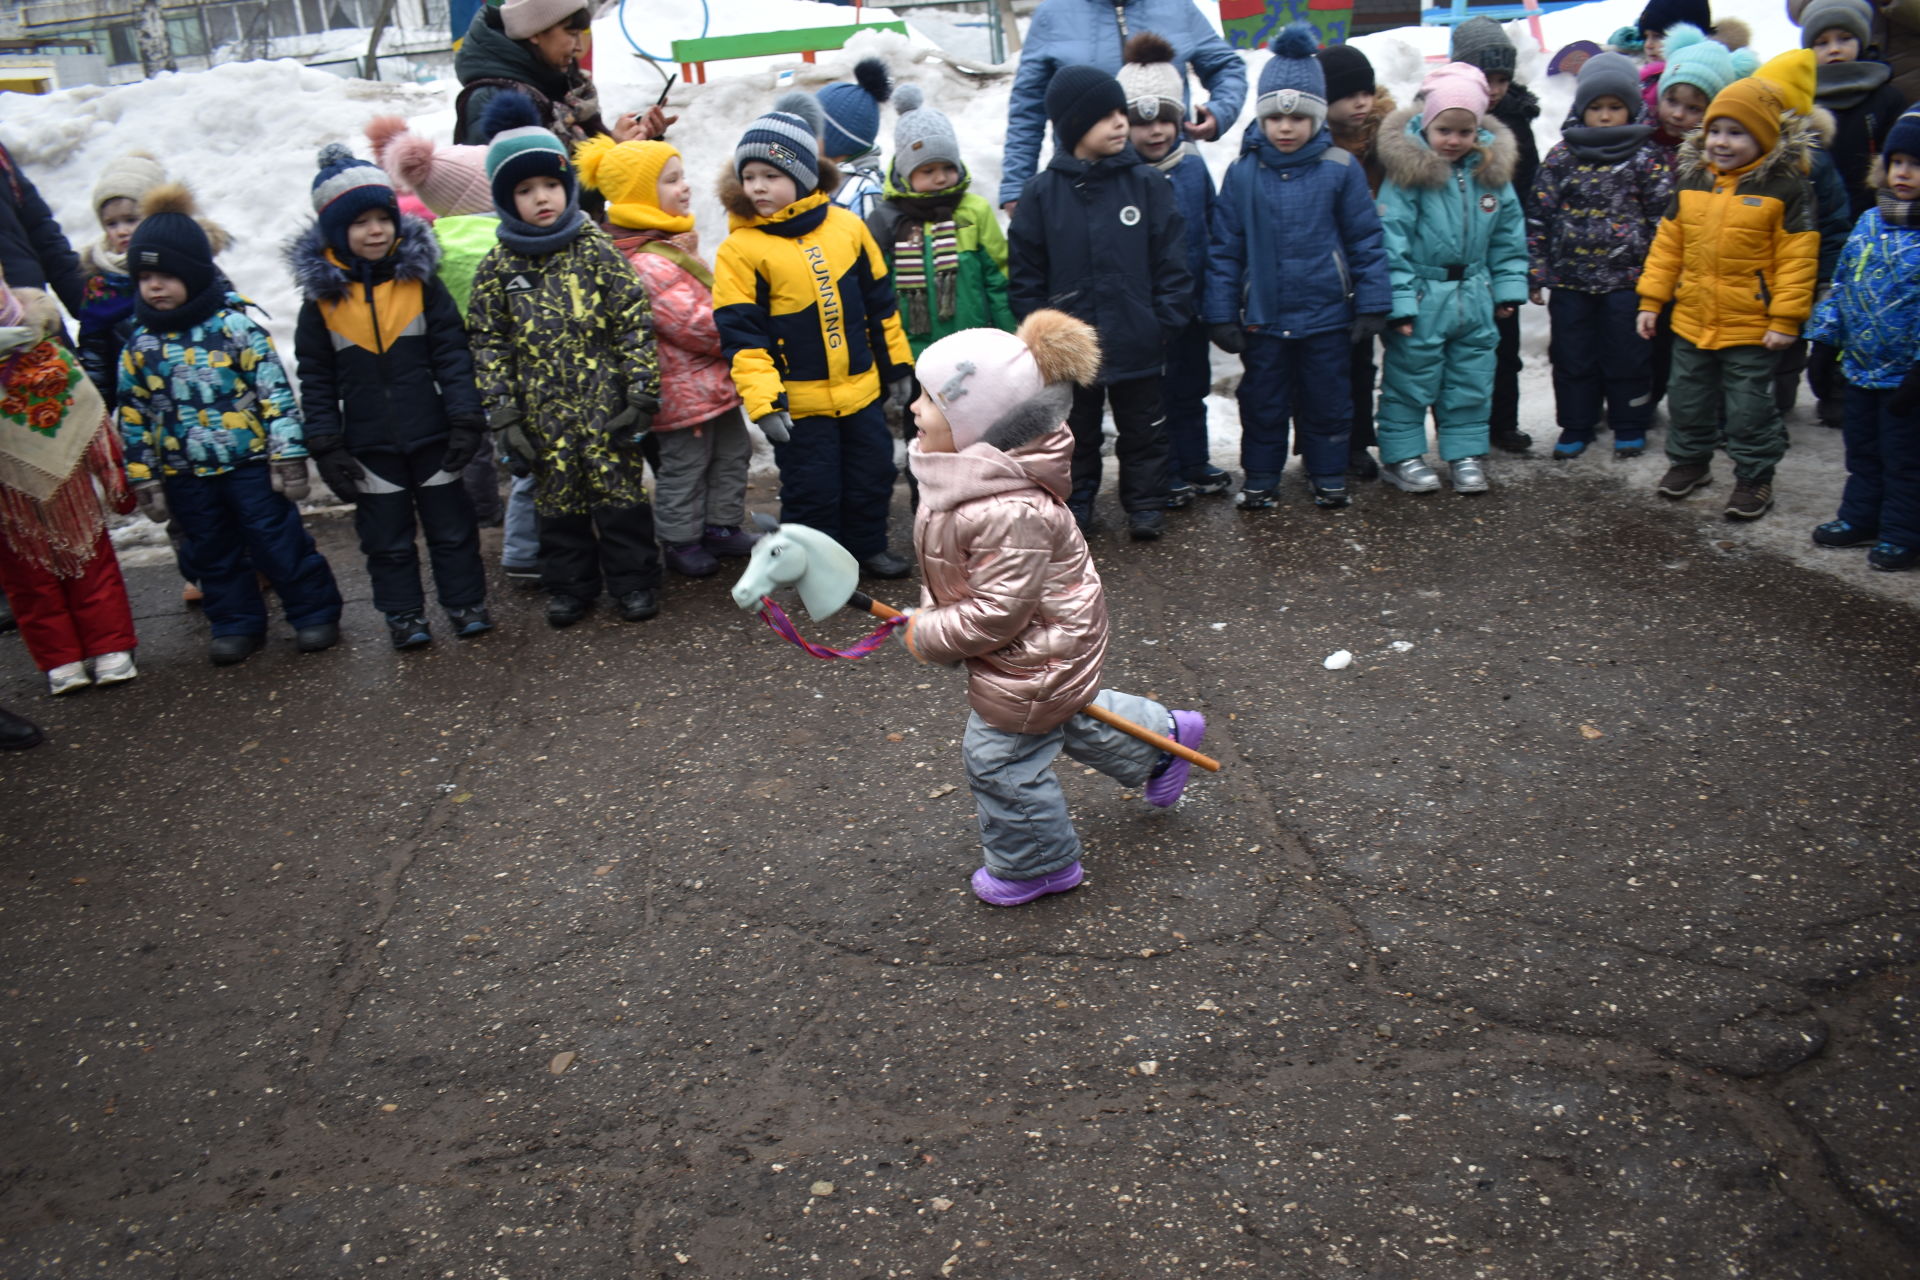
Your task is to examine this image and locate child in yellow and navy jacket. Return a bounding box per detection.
[1636,50,1821,521]
[713,96,917,579]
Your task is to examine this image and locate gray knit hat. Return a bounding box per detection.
[890,84,962,183]
[1800,0,1873,48]
[1451,16,1518,76]
[1572,51,1645,122]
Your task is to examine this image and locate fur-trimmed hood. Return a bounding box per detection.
[717,158,843,223]
[284,214,441,303]
[1377,103,1519,189]
[1675,110,1819,184]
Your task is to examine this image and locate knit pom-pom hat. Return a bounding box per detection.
[482,93,574,213]
[1117,31,1185,124]
[1257,24,1328,128]
[817,57,894,160]
[128,183,218,299]
[917,310,1102,454]
[737,92,825,195]
[368,116,492,218]
[890,84,964,183]
[577,135,687,231]
[1657,24,1760,103]
[311,142,398,257]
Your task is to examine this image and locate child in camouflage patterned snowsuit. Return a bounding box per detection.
[467,96,663,627]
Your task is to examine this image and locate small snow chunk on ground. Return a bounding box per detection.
[1389,640,1414,653]
[1209,622,1227,631]
[1323,650,1353,671]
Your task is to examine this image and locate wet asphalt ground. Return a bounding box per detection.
[1,454,1916,1279]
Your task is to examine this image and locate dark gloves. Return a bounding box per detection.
[441,422,484,473]
[1806,341,1839,403]
[608,394,658,451]
[269,457,311,502]
[311,442,367,504]
[492,409,539,478]
[1890,363,1920,417]
[1349,313,1388,345]
[1209,323,1246,355]
[133,480,168,524]
[755,410,793,445]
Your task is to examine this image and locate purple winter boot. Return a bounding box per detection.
[702,524,760,558]
[1144,710,1206,808]
[972,861,1085,906]
[664,541,720,578]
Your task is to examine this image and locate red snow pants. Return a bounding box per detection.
[0,529,136,671]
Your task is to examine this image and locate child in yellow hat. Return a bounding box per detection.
[1636,50,1822,520]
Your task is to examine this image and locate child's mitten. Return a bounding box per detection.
[1208,323,1246,354]
[1806,341,1838,402]
[608,393,659,451]
[441,422,484,473]
[270,458,311,501]
[886,374,916,410]
[755,410,793,444]
[1889,364,1920,417]
[311,442,366,503]
[1349,314,1388,345]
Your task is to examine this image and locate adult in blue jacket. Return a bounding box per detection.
[1000,0,1247,208]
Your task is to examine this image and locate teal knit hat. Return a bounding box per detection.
[1657,23,1760,102]
[482,94,573,214]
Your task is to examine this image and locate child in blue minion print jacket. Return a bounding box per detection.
[1204,24,1390,511]
[118,183,343,666]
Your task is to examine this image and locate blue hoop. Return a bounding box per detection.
[617,0,710,63]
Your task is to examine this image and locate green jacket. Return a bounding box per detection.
[866,182,1016,358]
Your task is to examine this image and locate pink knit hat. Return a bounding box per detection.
[917,312,1102,453]
[366,117,492,218]
[1419,61,1491,128]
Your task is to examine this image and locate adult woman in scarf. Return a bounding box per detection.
[452,0,673,150]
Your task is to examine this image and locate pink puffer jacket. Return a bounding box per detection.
[611,230,741,431]
[904,425,1108,734]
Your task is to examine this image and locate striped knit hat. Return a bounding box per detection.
[482,94,574,214]
[311,143,397,257]
[736,94,824,194]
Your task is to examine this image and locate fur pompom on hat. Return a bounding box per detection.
[1117,31,1185,123]
[368,116,492,218]
[917,310,1101,454]
[90,152,165,220]
[818,57,893,159]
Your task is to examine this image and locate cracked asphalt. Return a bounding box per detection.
[1,462,1915,1279]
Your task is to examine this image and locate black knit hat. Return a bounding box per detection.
[1637,0,1710,38]
[1317,42,1376,105]
[128,184,217,300]
[1046,63,1128,152]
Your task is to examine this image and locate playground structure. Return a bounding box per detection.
[670,19,910,85]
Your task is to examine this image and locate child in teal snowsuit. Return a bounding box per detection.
[1375,62,1529,494]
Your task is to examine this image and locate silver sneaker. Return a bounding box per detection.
[90,650,138,685]
[1450,456,1490,494]
[47,661,90,696]
[1382,456,1441,493]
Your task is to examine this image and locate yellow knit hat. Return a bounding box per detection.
[1704,48,1815,158]
[575,135,686,230]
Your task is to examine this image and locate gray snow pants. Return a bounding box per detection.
[963,688,1170,881]
[651,408,752,546]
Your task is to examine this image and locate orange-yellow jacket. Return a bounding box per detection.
[1637,117,1820,348]
[712,178,914,422]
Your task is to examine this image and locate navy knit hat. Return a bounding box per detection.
[1885,104,1920,164]
[1318,42,1376,105]
[817,57,893,160]
[737,91,825,194]
[1637,0,1710,39]
[311,143,397,257]
[1045,64,1127,152]
[1451,16,1517,76]
[1257,24,1328,128]
[128,183,218,300]
[481,93,574,214]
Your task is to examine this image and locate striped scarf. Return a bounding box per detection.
[894,218,960,335]
[1878,186,1920,228]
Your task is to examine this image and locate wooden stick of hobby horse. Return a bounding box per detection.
[850,592,1223,772]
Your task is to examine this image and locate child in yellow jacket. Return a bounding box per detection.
[1636,51,1821,521]
[713,96,917,579]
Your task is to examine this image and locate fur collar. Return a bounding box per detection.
[717,158,843,223]
[1675,112,1818,185]
[285,215,441,303]
[1376,104,1518,189]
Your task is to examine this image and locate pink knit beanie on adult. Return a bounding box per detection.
[1420,61,1491,128]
